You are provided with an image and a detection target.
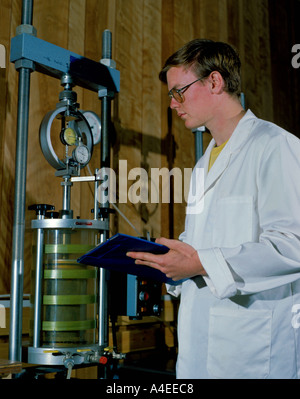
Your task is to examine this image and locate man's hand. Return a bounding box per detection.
[127,237,207,281]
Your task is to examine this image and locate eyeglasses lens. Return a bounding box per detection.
[169,90,183,103]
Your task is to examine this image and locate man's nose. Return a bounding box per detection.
[169,97,179,109]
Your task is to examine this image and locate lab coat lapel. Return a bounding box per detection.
[203,140,231,192]
[202,109,257,194]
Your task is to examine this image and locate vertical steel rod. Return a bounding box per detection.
[98,101,111,350]
[9,66,32,362]
[9,0,34,362]
[94,168,99,221]
[98,30,113,349]
[32,222,44,348]
[21,0,33,24]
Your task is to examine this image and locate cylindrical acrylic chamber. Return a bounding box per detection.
[29,218,107,364]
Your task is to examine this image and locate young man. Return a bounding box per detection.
[127,39,300,379]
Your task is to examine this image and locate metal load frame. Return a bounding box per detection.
[8,0,120,365]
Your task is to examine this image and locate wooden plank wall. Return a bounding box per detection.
[0,0,299,306]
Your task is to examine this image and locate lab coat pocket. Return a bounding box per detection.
[207,306,272,379]
[213,196,253,247]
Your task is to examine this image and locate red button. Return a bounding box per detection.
[99,356,108,365]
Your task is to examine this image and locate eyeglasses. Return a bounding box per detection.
[168,78,203,103]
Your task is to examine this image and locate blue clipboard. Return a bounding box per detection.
[77,233,183,285]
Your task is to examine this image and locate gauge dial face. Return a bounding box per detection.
[61,127,77,146]
[83,111,101,145]
[72,144,91,165]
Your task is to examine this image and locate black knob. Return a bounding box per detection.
[28,204,55,216]
[46,211,59,219]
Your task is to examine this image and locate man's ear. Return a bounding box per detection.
[208,71,225,94]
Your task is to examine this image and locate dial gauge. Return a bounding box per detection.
[72,144,91,165]
[83,111,101,145]
[61,127,77,146]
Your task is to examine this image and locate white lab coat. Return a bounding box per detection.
[168,110,300,379]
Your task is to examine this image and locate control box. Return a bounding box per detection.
[109,272,162,319]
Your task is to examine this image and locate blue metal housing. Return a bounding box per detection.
[10,33,120,92]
